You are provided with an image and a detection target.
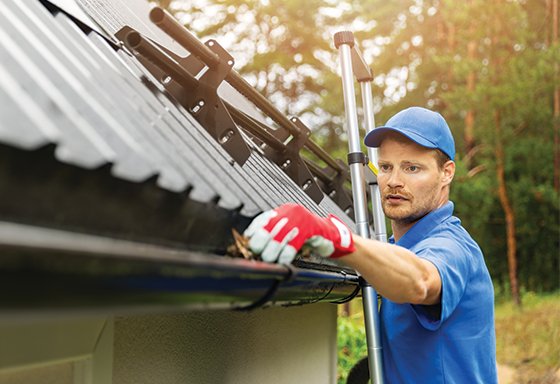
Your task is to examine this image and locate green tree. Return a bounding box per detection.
[441,0,559,302]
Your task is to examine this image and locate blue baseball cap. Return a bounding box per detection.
[364,107,456,160]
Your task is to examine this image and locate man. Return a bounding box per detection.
[244,107,497,383]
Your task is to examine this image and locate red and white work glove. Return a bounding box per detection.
[243,203,356,264]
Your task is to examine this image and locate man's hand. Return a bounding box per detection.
[243,203,355,264]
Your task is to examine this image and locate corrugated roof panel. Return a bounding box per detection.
[23,1,221,198]
[31,2,209,191]
[0,62,61,150]
[319,195,356,232]
[0,24,113,168]
[0,0,358,249]
[246,149,326,216]
[4,1,226,203]
[1,2,166,176]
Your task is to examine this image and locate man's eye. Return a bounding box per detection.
[380,164,391,172]
[407,165,419,172]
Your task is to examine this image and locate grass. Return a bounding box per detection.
[337,292,560,384]
[495,291,560,383]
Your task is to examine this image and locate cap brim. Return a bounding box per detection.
[364,126,438,150]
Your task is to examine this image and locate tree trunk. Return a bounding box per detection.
[494,110,521,306]
[553,0,559,192]
[464,1,477,166]
[464,38,477,167]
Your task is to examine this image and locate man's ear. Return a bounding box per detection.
[442,160,455,186]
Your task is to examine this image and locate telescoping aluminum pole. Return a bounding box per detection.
[334,31,384,384]
[361,83,388,244]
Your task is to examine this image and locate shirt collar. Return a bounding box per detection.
[389,201,454,249]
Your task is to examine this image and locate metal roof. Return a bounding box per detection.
[0,0,360,314]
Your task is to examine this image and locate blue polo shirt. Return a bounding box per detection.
[381,202,497,383]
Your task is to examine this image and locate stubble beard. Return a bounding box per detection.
[382,198,428,225]
[381,186,442,226]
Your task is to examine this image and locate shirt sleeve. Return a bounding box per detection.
[411,237,472,331]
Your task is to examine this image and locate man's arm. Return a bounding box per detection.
[244,204,441,305]
[341,235,442,305]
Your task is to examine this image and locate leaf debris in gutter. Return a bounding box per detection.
[227,229,258,260]
[226,229,313,261]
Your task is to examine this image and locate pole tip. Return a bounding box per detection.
[334,31,355,49]
[149,7,165,24]
[125,31,141,49]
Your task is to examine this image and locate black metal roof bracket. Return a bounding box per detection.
[145,7,327,204]
[116,26,251,166]
[304,159,354,216]
[323,159,354,214]
[226,104,353,209]
[260,116,324,203]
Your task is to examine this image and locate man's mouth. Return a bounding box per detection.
[385,194,409,202]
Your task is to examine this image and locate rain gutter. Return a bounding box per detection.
[0,221,359,317]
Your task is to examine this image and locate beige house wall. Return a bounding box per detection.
[0,304,338,384]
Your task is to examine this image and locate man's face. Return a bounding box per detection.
[377,134,452,225]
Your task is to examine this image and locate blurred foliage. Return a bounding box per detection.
[158,0,559,295]
[337,314,367,384]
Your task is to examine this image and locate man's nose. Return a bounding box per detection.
[386,169,404,189]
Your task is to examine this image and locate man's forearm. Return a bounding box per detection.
[340,235,441,305]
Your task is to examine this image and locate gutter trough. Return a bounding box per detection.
[0,221,359,317]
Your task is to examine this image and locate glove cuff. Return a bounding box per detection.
[327,215,356,258]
